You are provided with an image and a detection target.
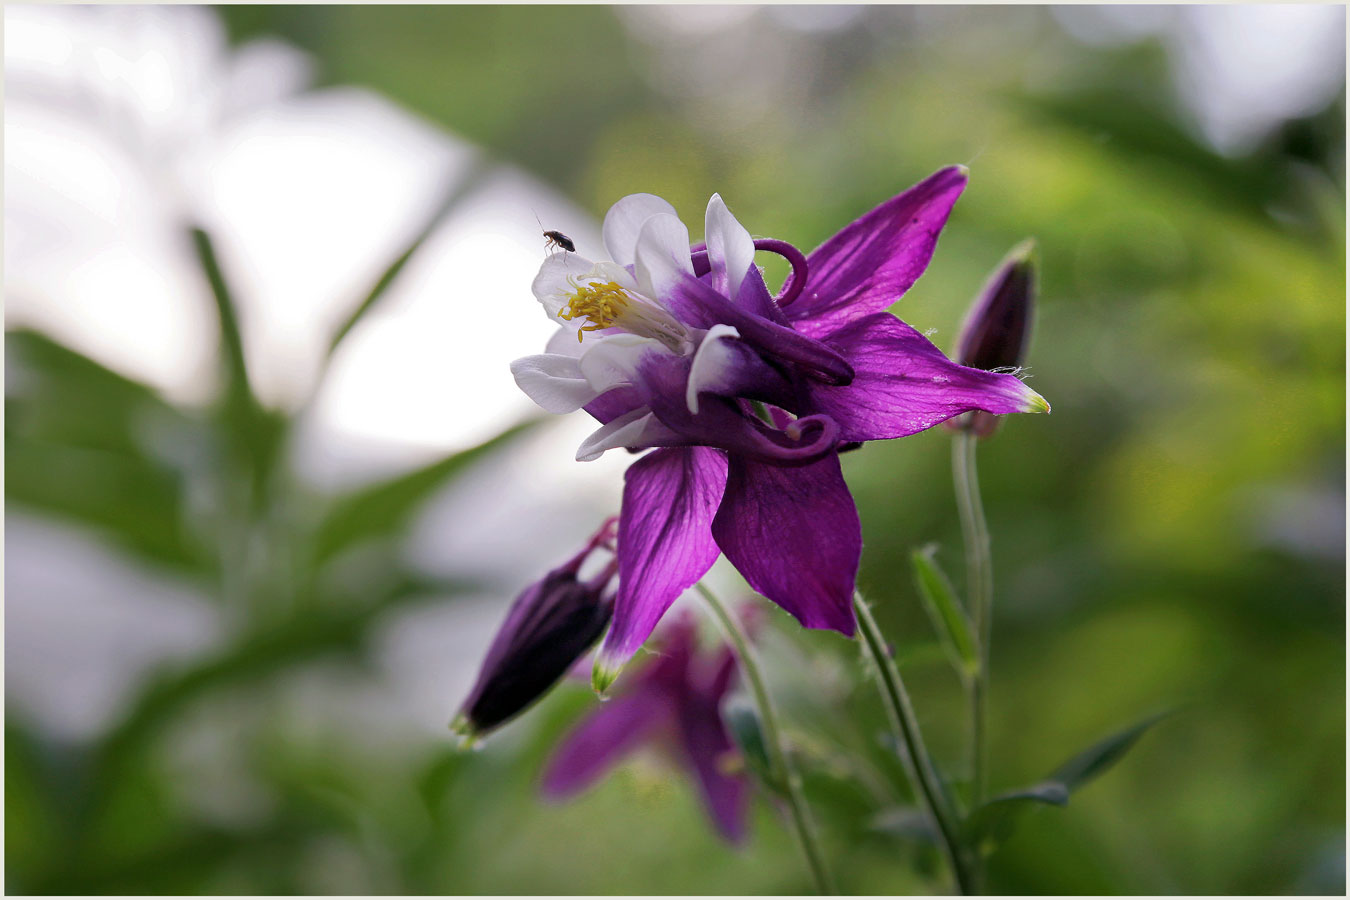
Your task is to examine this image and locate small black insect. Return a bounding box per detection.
[543,229,575,254]
[534,210,575,256]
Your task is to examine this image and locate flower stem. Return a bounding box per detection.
[854,592,976,895]
[952,431,992,808]
[696,582,836,895]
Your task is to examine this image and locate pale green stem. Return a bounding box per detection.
[953,431,992,807]
[696,583,836,895]
[854,592,976,895]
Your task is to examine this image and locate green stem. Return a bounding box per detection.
[696,583,836,895]
[854,593,976,895]
[953,431,992,807]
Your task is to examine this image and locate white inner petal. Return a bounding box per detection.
[510,353,601,414]
[545,326,585,357]
[577,333,662,393]
[602,192,680,267]
[633,213,695,303]
[705,193,755,303]
[575,407,661,462]
[684,323,742,414]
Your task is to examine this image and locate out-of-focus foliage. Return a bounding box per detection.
[7,5,1344,895]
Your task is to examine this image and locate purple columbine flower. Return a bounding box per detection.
[453,520,618,737]
[511,167,1050,689]
[947,239,1037,438]
[540,614,750,844]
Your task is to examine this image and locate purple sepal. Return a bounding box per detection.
[666,273,855,386]
[600,448,727,670]
[810,313,1046,442]
[542,616,750,844]
[788,166,968,338]
[676,646,749,843]
[540,691,666,797]
[712,452,860,636]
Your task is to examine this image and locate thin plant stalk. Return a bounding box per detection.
[953,431,992,806]
[696,582,836,895]
[854,592,977,895]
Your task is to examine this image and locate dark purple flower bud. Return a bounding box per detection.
[950,240,1037,438]
[453,520,618,739]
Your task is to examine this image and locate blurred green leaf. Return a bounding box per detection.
[5,717,67,891]
[1048,710,1172,790]
[188,226,287,510]
[962,712,1169,849]
[219,6,648,188]
[5,330,214,573]
[83,572,474,843]
[960,781,1069,849]
[188,226,254,423]
[870,806,936,844]
[1017,88,1299,225]
[38,820,308,895]
[5,329,192,453]
[311,419,540,565]
[911,544,978,680]
[326,156,493,359]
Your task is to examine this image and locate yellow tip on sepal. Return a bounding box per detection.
[591,656,623,695]
[1008,237,1037,265]
[448,714,481,750]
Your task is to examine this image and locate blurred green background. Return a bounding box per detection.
[6,5,1344,895]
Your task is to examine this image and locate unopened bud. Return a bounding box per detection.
[455,520,618,737]
[949,240,1037,438]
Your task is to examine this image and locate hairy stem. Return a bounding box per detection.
[953,431,992,807]
[854,592,976,895]
[696,583,836,895]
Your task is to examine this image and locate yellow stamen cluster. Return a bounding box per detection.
[558,280,632,342]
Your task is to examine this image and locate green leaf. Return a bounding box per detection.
[188,226,255,420]
[326,156,493,359]
[961,781,1068,847]
[911,544,978,679]
[311,419,540,564]
[5,330,214,573]
[188,226,289,511]
[87,571,473,830]
[1049,710,1172,790]
[869,806,936,843]
[5,716,68,890]
[961,712,1170,849]
[1015,87,1295,225]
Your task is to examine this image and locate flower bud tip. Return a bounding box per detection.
[448,714,481,750]
[591,657,622,695]
[1008,237,1037,264]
